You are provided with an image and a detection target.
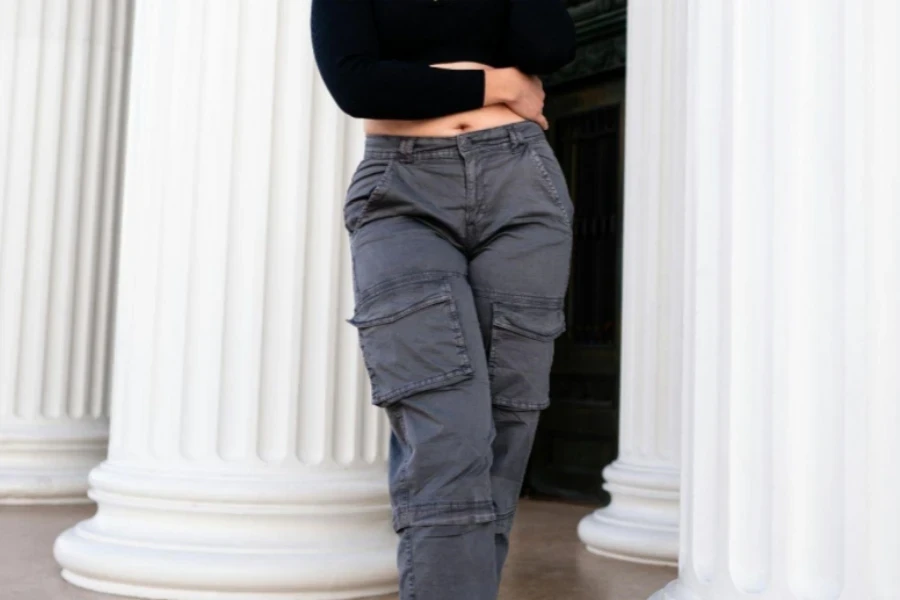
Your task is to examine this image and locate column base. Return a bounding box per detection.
[649,581,699,600]
[577,460,679,566]
[0,470,95,504]
[56,536,397,600]
[54,462,399,600]
[0,422,108,504]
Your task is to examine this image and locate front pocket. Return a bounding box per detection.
[488,301,567,411]
[343,155,396,233]
[347,277,474,407]
[526,142,574,229]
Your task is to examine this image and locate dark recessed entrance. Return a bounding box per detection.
[522,0,627,505]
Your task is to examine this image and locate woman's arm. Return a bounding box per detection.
[431,61,550,130]
[311,0,493,120]
[505,0,577,75]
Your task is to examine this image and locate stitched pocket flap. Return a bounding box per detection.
[347,279,452,329]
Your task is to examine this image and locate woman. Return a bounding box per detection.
[310,2,576,598]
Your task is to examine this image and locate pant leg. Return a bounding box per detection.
[468,134,575,581]
[347,214,499,600]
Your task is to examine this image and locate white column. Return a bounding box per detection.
[652,0,900,598]
[53,1,397,598]
[0,0,130,503]
[577,0,687,567]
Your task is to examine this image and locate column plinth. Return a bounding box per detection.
[579,463,679,565]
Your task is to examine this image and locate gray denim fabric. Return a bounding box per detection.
[343,120,573,600]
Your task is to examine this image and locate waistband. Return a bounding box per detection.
[363,119,547,160]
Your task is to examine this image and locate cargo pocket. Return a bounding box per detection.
[488,301,567,411]
[347,277,474,407]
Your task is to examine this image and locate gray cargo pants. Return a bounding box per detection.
[343,120,573,600]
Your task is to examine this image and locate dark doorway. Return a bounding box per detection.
[522,0,627,504]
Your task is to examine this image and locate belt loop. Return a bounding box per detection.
[398,138,415,163]
[508,125,524,151]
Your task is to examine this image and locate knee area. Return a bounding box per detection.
[411,418,492,476]
[389,430,496,533]
[490,407,541,465]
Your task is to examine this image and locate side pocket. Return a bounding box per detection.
[488,301,567,411]
[343,154,396,234]
[526,141,575,229]
[347,276,474,407]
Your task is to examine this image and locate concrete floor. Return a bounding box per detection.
[0,498,675,600]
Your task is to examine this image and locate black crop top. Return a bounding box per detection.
[310,0,577,120]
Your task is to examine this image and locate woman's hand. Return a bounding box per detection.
[483,67,548,130]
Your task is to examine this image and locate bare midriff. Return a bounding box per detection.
[363,61,527,137]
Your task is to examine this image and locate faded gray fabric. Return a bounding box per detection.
[344,120,573,600]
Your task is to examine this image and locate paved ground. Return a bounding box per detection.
[0,497,675,600]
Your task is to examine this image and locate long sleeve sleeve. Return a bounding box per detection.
[505,0,577,75]
[310,0,487,120]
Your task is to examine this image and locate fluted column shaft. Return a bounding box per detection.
[0,0,130,503]
[651,0,900,598]
[578,0,686,567]
[54,1,396,598]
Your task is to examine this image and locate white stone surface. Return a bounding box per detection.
[0,0,129,504]
[650,0,900,598]
[578,0,685,567]
[53,1,397,598]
